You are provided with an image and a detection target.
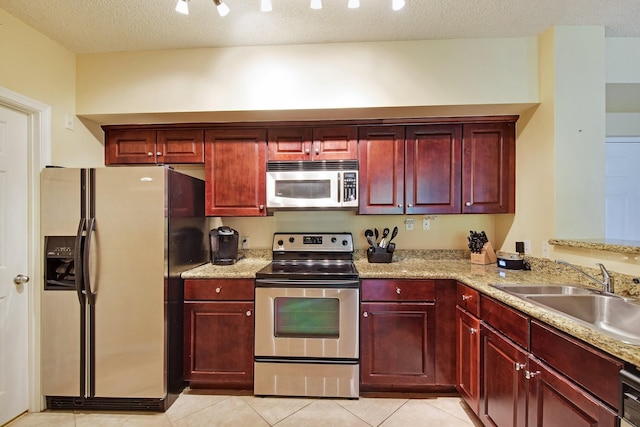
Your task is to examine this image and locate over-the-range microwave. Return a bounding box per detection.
[266,160,358,210]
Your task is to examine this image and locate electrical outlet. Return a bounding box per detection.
[542,241,550,258]
[241,236,250,249]
[523,240,531,254]
[422,218,430,230]
[405,218,414,231]
[64,114,75,130]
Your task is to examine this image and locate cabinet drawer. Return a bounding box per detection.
[480,295,529,349]
[185,279,254,301]
[361,279,435,302]
[456,282,480,316]
[530,320,623,410]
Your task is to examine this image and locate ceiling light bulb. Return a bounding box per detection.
[261,0,273,12]
[348,0,360,8]
[213,0,230,16]
[310,0,322,10]
[392,0,405,11]
[175,0,189,15]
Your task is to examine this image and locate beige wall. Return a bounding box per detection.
[0,8,103,167]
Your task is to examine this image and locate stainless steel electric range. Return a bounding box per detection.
[254,232,360,398]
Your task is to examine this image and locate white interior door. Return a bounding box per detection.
[0,104,29,425]
[606,139,640,241]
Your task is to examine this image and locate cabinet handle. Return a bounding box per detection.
[215,287,221,293]
[465,201,472,207]
[156,151,162,156]
[396,287,401,294]
[259,204,264,210]
[305,148,311,154]
[397,204,403,208]
[514,362,525,371]
[470,327,477,335]
[407,204,413,208]
[525,370,540,380]
[315,147,320,155]
[147,152,154,157]
[461,294,472,301]
[246,310,252,317]
[363,311,368,318]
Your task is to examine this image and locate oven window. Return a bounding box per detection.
[275,180,331,199]
[274,297,340,338]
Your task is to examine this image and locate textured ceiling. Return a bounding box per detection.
[0,0,639,54]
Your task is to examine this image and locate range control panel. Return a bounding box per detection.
[272,233,354,253]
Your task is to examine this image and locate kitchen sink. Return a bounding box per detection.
[526,294,640,345]
[493,284,594,295]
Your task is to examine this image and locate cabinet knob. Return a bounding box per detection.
[315,148,320,155]
[525,370,540,380]
[470,327,477,335]
[215,287,221,293]
[246,310,252,317]
[305,148,311,154]
[147,152,154,157]
[461,294,472,301]
[363,311,368,318]
[465,201,472,207]
[259,204,264,210]
[514,362,525,371]
[156,151,162,156]
[397,204,403,208]
[407,204,413,208]
[396,287,401,294]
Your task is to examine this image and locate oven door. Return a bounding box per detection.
[254,284,359,360]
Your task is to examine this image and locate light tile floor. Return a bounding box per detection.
[6,390,483,426]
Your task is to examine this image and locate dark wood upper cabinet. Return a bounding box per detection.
[358,126,405,215]
[104,128,204,165]
[204,129,267,217]
[406,125,462,214]
[268,126,357,161]
[462,122,515,213]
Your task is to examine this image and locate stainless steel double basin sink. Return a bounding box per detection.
[493,284,640,345]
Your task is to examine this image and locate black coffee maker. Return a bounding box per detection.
[210,226,240,265]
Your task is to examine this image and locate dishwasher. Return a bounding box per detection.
[620,368,640,427]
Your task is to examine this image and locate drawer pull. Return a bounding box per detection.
[215,287,222,293]
[246,310,252,317]
[156,151,162,156]
[147,152,154,157]
[514,362,525,371]
[461,294,472,301]
[525,370,540,380]
[470,328,477,335]
[396,287,401,295]
[363,311,368,318]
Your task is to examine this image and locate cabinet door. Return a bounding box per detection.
[267,127,312,160]
[481,325,528,427]
[184,301,254,388]
[157,129,204,164]
[456,306,480,415]
[527,357,618,427]
[462,122,515,213]
[205,129,267,216]
[312,126,358,160]
[405,125,462,214]
[360,302,436,390]
[105,129,156,165]
[358,126,405,214]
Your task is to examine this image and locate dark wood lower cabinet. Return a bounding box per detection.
[360,301,436,390]
[456,306,480,414]
[527,357,618,427]
[480,325,528,427]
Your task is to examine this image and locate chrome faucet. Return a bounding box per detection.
[555,260,615,294]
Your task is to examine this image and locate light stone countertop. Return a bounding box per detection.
[182,249,640,366]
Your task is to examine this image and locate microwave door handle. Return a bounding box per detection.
[337,172,342,204]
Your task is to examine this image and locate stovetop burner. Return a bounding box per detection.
[255,232,359,281]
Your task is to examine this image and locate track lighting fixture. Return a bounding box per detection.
[261,0,273,12]
[213,0,230,17]
[175,0,189,15]
[392,0,406,11]
[348,0,360,9]
[310,0,322,10]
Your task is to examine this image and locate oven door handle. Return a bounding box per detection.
[255,279,359,288]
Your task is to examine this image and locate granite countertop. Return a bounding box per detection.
[181,249,640,366]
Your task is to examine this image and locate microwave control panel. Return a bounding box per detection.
[343,172,357,202]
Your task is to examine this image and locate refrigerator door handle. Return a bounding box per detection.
[83,217,97,306]
[74,218,86,304]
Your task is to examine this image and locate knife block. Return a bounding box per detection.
[470,242,497,265]
[367,246,393,263]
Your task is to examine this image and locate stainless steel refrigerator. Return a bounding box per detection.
[41,166,208,411]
